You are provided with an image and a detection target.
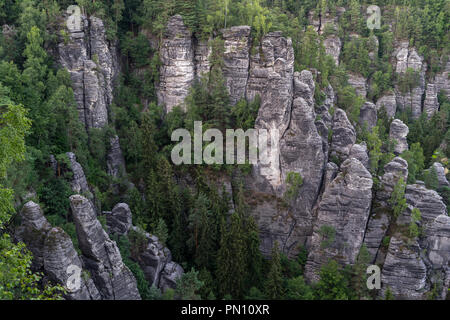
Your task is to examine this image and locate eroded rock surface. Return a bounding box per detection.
[304,158,373,282]
[158,15,195,112]
[58,15,118,129]
[70,195,141,300]
[389,119,409,155]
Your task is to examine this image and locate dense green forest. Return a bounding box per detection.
[0,0,449,300]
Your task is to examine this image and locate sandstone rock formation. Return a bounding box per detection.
[363,157,408,262]
[304,158,373,282]
[107,135,127,178]
[432,162,449,189]
[15,202,100,300]
[70,195,141,300]
[66,152,91,197]
[359,101,377,130]
[389,119,409,155]
[157,15,195,112]
[221,26,252,105]
[376,93,397,119]
[348,73,367,97]
[106,203,133,235]
[393,42,427,119]
[58,15,118,129]
[129,227,184,291]
[330,108,357,162]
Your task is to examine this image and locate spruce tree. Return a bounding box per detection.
[264,241,284,299]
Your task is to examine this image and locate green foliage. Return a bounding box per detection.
[424,166,439,190]
[175,268,204,300]
[408,208,421,239]
[285,276,314,300]
[389,177,407,219]
[264,241,283,300]
[314,260,351,300]
[401,143,425,184]
[284,172,303,203]
[153,218,169,246]
[318,225,336,249]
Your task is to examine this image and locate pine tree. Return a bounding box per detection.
[264,241,284,299]
[216,212,247,298]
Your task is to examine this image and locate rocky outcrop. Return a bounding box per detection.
[323,35,341,66]
[304,158,373,282]
[221,26,252,105]
[389,119,409,155]
[15,202,53,269]
[434,59,450,101]
[279,70,326,252]
[106,203,133,236]
[58,15,118,129]
[69,195,141,300]
[330,108,357,162]
[66,152,91,197]
[194,39,212,78]
[348,73,367,98]
[376,93,397,119]
[349,143,369,170]
[158,15,195,112]
[359,101,377,130]
[363,157,408,262]
[129,227,184,292]
[424,83,439,119]
[380,236,428,299]
[379,182,449,299]
[405,184,447,226]
[107,135,127,178]
[15,202,100,300]
[252,32,295,188]
[432,162,449,189]
[393,42,427,119]
[43,227,101,300]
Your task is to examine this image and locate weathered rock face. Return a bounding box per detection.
[194,39,212,78]
[252,32,295,189]
[158,15,195,112]
[376,93,397,119]
[221,26,252,105]
[359,101,377,130]
[69,195,141,300]
[330,108,357,162]
[422,214,450,299]
[66,152,91,197]
[304,158,373,282]
[405,184,447,226]
[107,135,127,178]
[15,201,52,269]
[15,202,100,300]
[348,73,367,98]
[379,182,449,300]
[58,15,118,129]
[279,70,326,252]
[424,83,439,119]
[389,119,409,155]
[323,35,341,66]
[432,162,449,189]
[393,42,427,119]
[349,143,369,170]
[247,31,294,104]
[363,157,409,262]
[106,203,133,236]
[381,236,428,299]
[434,59,450,101]
[43,227,101,300]
[129,227,183,291]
